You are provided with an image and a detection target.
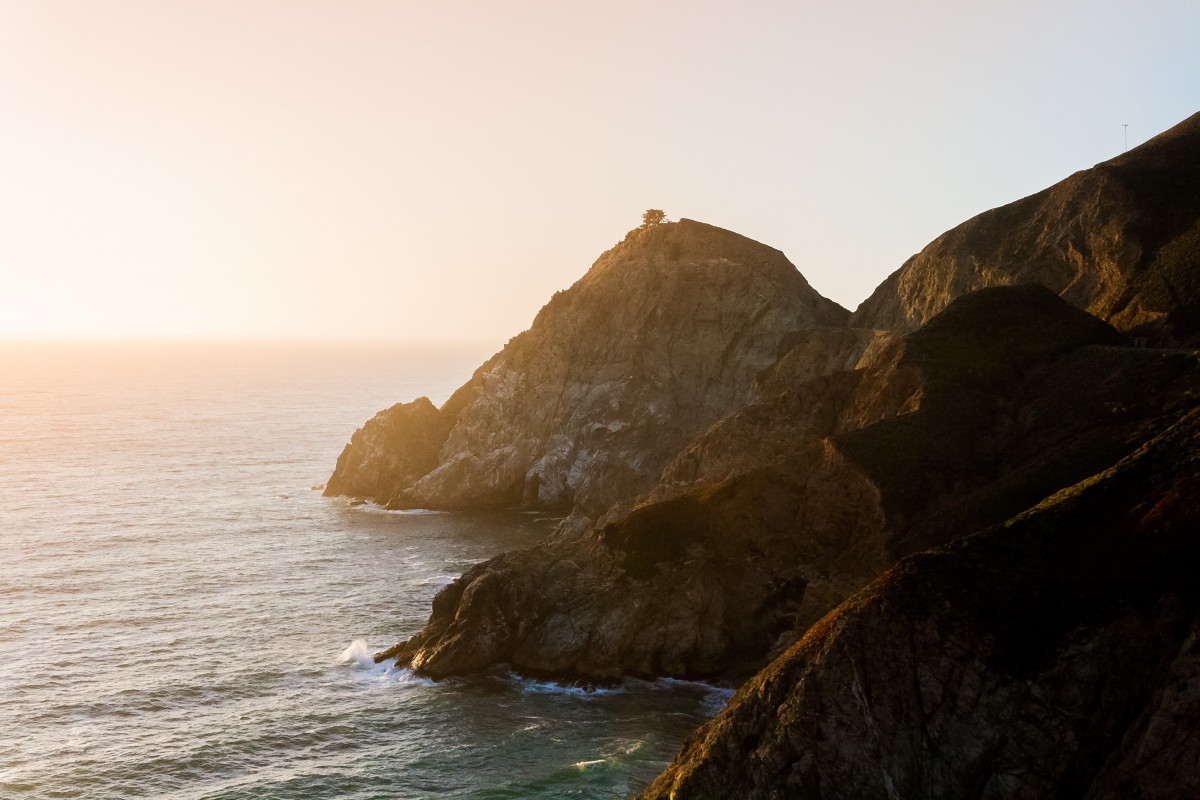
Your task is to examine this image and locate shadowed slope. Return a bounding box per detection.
[639,404,1200,800]
[375,288,1200,685]
[853,111,1200,343]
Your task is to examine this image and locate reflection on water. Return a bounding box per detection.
[0,343,728,799]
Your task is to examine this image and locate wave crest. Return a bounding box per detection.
[338,639,374,668]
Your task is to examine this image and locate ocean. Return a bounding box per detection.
[0,342,730,799]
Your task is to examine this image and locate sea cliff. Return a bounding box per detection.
[327,218,846,524]
[328,111,1200,797]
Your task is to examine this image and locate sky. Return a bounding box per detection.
[2,1,1198,346]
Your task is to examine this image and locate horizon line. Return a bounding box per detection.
[0,334,505,348]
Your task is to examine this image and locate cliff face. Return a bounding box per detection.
[627,115,1200,798]
[341,111,1200,798]
[374,443,889,682]
[326,219,847,517]
[322,396,453,501]
[639,405,1200,800]
[375,287,1200,684]
[853,111,1200,343]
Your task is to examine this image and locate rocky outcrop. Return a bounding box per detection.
[638,405,1200,800]
[376,287,1200,684]
[624,116,1200,798]
[326,219,847,517]
[375,445,890,682]
[752,326,889,400]
[853,110,1200,342]
[322,397,453,503]
[344,112,1200,798]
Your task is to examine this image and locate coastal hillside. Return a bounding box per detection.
[376,286,1199,683]
[639,404,1200,800]
[350,111,1200,798]
[853,110,1200,342]
[326,219,848,520]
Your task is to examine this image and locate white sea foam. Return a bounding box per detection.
[337,639,374,668]
[573,740,642,769]
[702,690,734,716]
[653,676,732,693]
[2,342,717,798]
[357,502,450,516]
[512,672,626,697]
[645,676,735,714]
[619,740,644,755]
[391,666,436,687]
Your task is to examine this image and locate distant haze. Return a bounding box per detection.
[2,1,1198,346]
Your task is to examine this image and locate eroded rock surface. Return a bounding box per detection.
[327,219,847,516]
[322,397,453,505]
[853,110,1200,342]
[638,406,1200,800]
[377,287,1200,684]
[341,111,1200,799]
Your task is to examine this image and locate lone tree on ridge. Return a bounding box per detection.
[641,209,666,228]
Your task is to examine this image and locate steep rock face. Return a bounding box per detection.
[632,325,896,510]
[327,219,847,516]
[322,397,453,504]
[376,287,1200,683]
[376,444,889,682]
[852,111,1200,342]
[347,112,1200,798]
[751,326,888,401]
[322,357,496,505]
[638,406,1200,800]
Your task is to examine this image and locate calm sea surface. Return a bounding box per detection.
[0,342,728,799]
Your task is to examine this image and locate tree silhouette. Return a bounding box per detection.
[641,209,666,228]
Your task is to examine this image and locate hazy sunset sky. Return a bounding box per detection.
[2,1,1198,345]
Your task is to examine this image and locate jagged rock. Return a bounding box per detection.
[327,219,847,516]
[853,111,1200,343]
[376,287,1200,684]
[375,445,889,682]
[346,111,1200,798]
[322,397,453,506]
[638,406,1200,800]
[752,326,890,401]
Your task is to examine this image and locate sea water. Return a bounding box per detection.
[0,342,729,799]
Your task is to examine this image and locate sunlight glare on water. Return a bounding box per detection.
[0,342,730,799]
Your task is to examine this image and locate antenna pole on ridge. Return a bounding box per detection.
[1123,123,1128,152]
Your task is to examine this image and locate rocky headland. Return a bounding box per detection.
[327,218,847,522]
[373,285,1199,685]
[327,111,1200,796]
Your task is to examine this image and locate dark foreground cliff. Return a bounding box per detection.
[639,405,1200,800]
